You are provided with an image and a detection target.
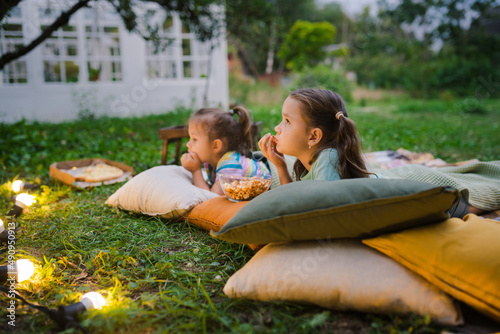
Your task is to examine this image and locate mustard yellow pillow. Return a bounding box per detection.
[363,214,500,322]
[224,239,463,326]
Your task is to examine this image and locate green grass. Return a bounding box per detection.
[0,97,499,333]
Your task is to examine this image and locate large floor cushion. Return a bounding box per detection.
[186,196,249,232]
[363,214,500,322]
[224,239,463,326]
[106,165,218,219]
[185,196,262,250]
[212,178,459,245]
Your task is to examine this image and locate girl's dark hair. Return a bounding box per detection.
[289,88,372,180]
[189,106,253,157]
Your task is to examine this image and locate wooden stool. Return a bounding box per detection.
[158,121,263,165]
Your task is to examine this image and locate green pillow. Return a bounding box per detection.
[211,178,460,244]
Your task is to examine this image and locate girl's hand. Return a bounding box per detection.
[259,133,293,185]
[181,151,201,173]
[258,133,286,167]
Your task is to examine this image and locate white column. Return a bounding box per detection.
[75,9,87,84]
[22,1,42,86]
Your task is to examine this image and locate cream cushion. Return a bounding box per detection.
[224,239,463,326]
[105,165,218,219]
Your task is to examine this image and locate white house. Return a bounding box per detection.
[0,0,229,123]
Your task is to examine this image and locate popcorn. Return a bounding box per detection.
[219,175,271,201]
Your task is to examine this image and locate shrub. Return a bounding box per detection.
[455,98,487,115]
[278,20,337,72]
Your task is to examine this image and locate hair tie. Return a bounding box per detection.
[335,111,344,120]
[229,109,234,115]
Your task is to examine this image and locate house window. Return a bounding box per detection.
[145,14,211,80]
[145,16,177,79]
[41,25,80,83]
[85,25,122,82]
[180,25,210,79]
[0,20,28,84]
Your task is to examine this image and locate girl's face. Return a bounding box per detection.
[274,97,311,157]
[186,121,214,164]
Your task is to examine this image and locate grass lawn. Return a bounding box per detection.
[0,97,499,333]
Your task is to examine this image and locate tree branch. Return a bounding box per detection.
[0,0,91,71]
[0,0,23,22]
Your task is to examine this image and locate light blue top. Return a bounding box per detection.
[300,148,380,181]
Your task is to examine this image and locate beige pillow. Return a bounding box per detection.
[106,166,218,219]
[224,239,463,326]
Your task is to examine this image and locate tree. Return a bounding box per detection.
[224,0,276,76]
[0,0,225,71]
[278,20,336,72]
[380,0,499,53]
[376,0,500,97]
[225,0,346,76]
[225,0,320,76]
[343,6,426,92]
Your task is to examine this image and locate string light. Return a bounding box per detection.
[0,219,8,244]
[0,180,108,332]
[0,287,106,332]
[7,193,36,218]
[1,178,106,331]
[53,291,107,328]
[12,180,25,193]
[62,292,107,316]
[0,259,35,283]
[11,180,38,193]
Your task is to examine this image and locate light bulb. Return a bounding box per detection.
[80,292,106,310]
[0,259,35,283]
[15,193,36,208]
[55,291,107,328]
[12,180,25,193]
[15,259,35,282]
[0,219,8,244]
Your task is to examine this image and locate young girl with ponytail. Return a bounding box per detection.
[181,106,271,195]
[259,87,482,217]
[259,88,375,184]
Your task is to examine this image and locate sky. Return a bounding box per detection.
[316,0,380,16]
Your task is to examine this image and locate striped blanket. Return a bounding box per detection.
[375,160,500,211]
[366,149,500,211]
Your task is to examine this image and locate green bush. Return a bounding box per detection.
[278,20,337,72]
[289,64,353,102]
[454,97,488,115]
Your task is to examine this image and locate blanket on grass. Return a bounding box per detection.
[366,150,500,212]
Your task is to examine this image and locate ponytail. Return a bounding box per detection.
[232,106,252,155]
[189,106,253,158]
[336,116,372,179]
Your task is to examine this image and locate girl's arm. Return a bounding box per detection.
[209,179,224,196]
[181,151,224,195]
[275,164,293,185]
[258,134,293,185]
[190,168,211,191]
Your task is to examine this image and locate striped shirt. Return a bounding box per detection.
[203,151,271,185]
